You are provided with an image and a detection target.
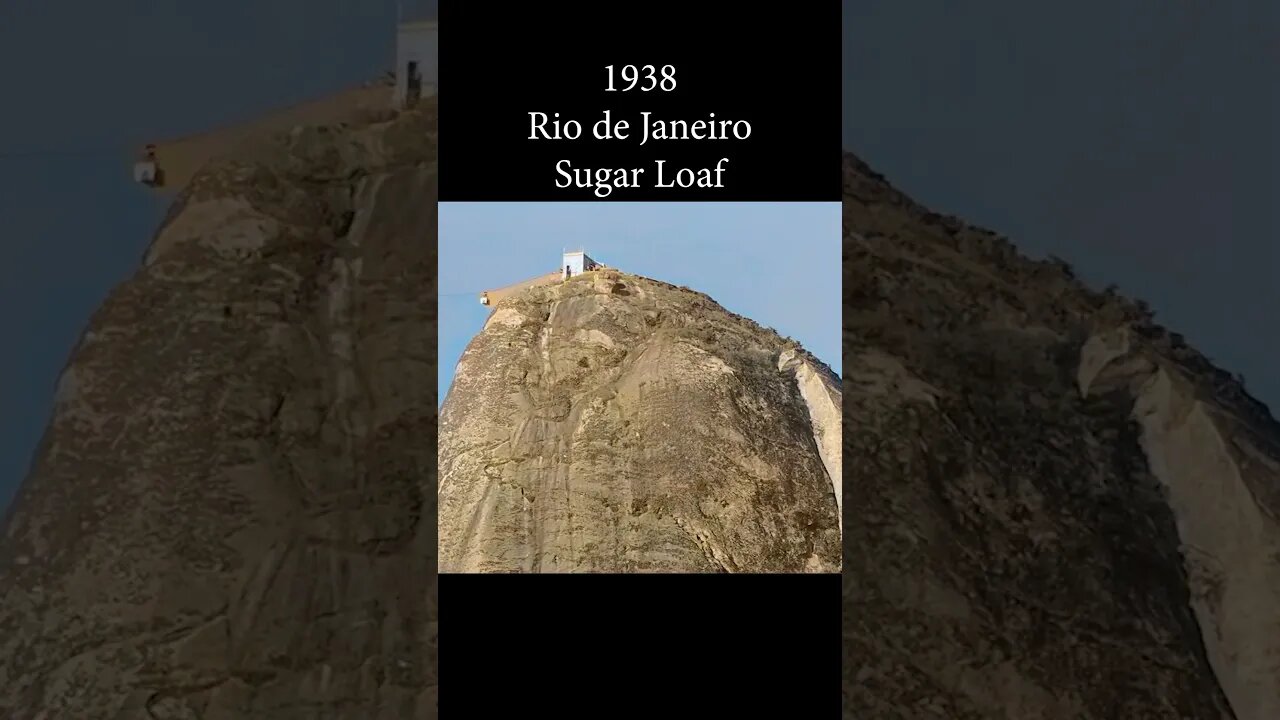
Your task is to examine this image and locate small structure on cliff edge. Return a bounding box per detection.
[132,145,159,186]
[478,250,605,307]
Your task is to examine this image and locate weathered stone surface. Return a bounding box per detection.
[0,100,439,717]
[842,152,1280,719]
[439,271,843,573]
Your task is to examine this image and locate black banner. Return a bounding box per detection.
[439,2,840,202]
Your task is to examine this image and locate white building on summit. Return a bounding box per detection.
[478,251,605,307]
[562,250,599,279]
[393,20,438,109]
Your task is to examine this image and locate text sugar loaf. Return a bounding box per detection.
[555,158,731,198]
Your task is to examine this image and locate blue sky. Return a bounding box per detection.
[439,203,842,405]
[844,1,1278,411]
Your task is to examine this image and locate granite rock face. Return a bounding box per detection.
[0,101,439,718]
[439,271,843,573]
[842,152,1280,719]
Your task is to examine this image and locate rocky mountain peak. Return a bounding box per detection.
[439,269,843,573]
